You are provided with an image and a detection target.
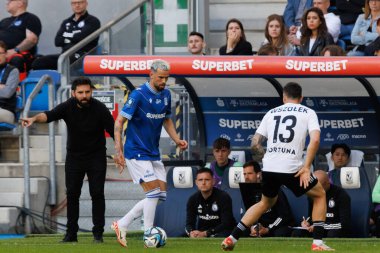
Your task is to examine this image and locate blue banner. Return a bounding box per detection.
[204,112,378,148]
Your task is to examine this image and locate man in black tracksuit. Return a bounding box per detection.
[21,76,114,243]
[242,160,295,237]
[293,170,351,237]
[186,168,236,237]
[32,0,100,70]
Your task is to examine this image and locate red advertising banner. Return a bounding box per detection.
[83,55,380,77]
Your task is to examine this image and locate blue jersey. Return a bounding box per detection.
[120,82,171,160]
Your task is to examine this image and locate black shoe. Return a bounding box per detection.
[93,235,103,243]
[60,234,78,243]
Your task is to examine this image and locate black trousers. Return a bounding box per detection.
[65,150,106,237]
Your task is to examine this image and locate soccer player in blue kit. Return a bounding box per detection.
[112,60,188,247]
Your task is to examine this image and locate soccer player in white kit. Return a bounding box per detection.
[221,82,334,251]
[112,60,188,247]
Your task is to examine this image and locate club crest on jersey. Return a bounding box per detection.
[126,98,135,108]
[149,98,153,104]
[328,199,335,208]
[212,202,218,212]
[78,21,85,28]
[14,20,22,26]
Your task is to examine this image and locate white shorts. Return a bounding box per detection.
[125,159,166,184]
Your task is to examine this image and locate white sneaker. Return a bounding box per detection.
[311,242,335,251]
[111,221,127,247]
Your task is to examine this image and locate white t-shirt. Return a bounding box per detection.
[256,103,320,173]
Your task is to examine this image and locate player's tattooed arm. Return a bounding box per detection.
[114,115,127,172]
[251,133,267,162]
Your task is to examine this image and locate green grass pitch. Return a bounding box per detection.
[0,232,379,253]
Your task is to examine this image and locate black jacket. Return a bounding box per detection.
[299,34,334,56]
[55,11,100,54]
[308,184,351,237]
[219,40,253,55]
[186,187,236,237]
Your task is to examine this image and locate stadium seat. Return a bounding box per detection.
[220,167,245,222]
[338,166,372,237]
[20,70,61,111]
[281,186,308,226]
[0,95,23,131]
[154,166,198,237]
[326,150,364,172]
[228,150,252,164]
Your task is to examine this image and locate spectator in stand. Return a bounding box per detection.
[32,0,100,70]
[283,0,313,32]
[262,14,294,55]
[372,174,380,237]
[293,170,351,238]
[242,161,295,237]
[188,31,206,55]
[0,41,19,124]
[206,137,242,188]
[186,168,236,238]
[364,18,380,55]
[335,0,365,39]
[219,18,253,55]
[299,7,334,56]
[321,44,345,55]
[257,44,278,55]
[0,0,41,74]
[313,0,341,42]
[348,0,380,56]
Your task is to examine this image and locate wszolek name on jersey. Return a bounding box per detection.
[270,106,308,113]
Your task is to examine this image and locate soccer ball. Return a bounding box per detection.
[143,226,167,248]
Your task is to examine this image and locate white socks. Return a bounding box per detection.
[143,187,160,230]
[117,187,163,230]
[118,199,145,229]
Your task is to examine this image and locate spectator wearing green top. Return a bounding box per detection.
[206,138,242,188]
[372,175,380,237]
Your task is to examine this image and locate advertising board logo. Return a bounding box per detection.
[323,132,334,142]
[220,134,231,141]
[216,98,225,107]
[305,98,314,107]
[319,99,328,107]
[337,134,349,141]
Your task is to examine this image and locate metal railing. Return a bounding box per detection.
[22,74,56,233]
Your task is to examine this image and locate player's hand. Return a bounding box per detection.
[176,139,188,151]
[294,166,311,189]
[114,151,125,173]
[258,226,269,236]
[189,230,200,238]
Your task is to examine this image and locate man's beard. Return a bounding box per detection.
[75,97,91,108]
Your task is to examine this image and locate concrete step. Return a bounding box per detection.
[0,192,24,206]
[80,181,144,200]
[0,135,20,162]
[27,135,62,149]
[19,147,63,163]
[79,199,142,216]
[0,207,19,233]
[0,177,49,194]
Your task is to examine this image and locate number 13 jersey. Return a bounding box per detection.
[256,102,320,173]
